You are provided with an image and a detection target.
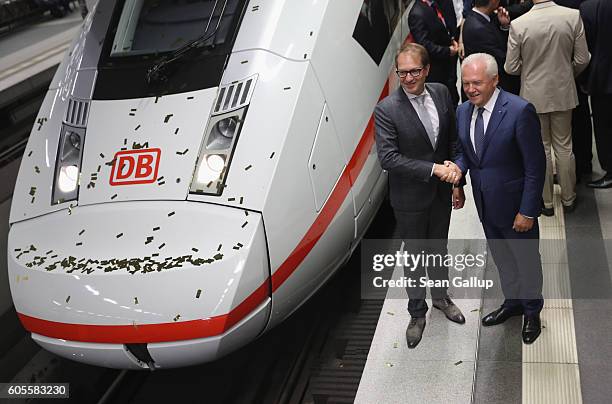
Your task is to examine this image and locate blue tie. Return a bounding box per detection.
[474,107,485,159]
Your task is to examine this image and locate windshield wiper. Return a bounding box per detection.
[146,0,229,84]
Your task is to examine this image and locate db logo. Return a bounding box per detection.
[109,148,161,186]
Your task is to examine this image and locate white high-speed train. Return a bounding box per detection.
[8,0,413,369]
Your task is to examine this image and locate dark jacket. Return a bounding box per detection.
[455,90,545,227]
[462,10,520,94]
[408,0,458,85]
[375,83,458,211]
[580,0,612,95]
[463,0,533,20]
[556,0,582,9]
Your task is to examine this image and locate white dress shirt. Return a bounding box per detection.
[472,8,491,22]
[469,88,500,153]
[403,87,440,176]
[403,88,440,144]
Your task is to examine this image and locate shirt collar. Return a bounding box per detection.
[472,8,491,22]
[476,87,500,114]
[532,0,556,9]
[403,86,430,100]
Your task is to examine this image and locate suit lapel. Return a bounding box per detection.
[396,87,434,149]
[463,102,479,163]
[480,89,508,160]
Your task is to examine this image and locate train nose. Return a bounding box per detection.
[8,201,271,368]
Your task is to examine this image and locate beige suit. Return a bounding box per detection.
[504,1,590,209]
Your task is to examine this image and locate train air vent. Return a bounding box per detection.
[212,75,258,116]
[64,98,90,127]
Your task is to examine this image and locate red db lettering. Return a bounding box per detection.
[116,155,135,180]
[110,148,161,186]
[136,154,154,179]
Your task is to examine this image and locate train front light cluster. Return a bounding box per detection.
[190,107,246,196]
[52,125,86,204]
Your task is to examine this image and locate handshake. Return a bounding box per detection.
[434,160,463,185]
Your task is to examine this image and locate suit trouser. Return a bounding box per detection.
[572,87,593,176]
[539,110,576,208]
[394,194,451,318]
[482,221,544,316]
[591,94,612,175]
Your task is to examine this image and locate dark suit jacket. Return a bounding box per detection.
[454,90,545,228]
[462,10,520,94]
[504,0,533,19]
[556,0,582,9]
[375,83,458,212]
[463,0,533,20]
[580,0,612,95]
[408,0,458,86]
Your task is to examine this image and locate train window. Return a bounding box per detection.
[110,0,240,57]
[352,0,403,65]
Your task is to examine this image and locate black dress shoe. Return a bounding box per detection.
[522,314,541,344]
[541,206,554,217]
[482,305,523,326]
[587,175,612,189]
[432,297,466,324]
[406,317,426,348]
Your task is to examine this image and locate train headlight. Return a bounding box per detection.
[52,125,85,204]
[190,107,246,196]
[206,116,239,150]
[58,165,79,193]
[196,154,226,183]
[217,117,237,138]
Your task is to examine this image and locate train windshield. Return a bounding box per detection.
[110,0,240,57]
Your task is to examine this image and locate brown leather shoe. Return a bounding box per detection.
[406,317,426,348]
[432,297,466,324]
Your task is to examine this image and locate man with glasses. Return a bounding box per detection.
[454,53,546,344]
[375,43,466,349]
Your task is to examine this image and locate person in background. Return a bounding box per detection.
[555,0,593,183]
[462,0,520,94]
[375,43,466,349]
[581,0,612,189]
[409,0,461,105]
[463,0,532,19]
[505,0,590,216]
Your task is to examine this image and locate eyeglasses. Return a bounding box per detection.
[396,67,424,78]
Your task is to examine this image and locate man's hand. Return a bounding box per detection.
[439,160,463,184]
[449,39,459,56]
[452,186,465,210]
[513,213,534,232]
[496,6,510,28]
[434,162,462,185]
